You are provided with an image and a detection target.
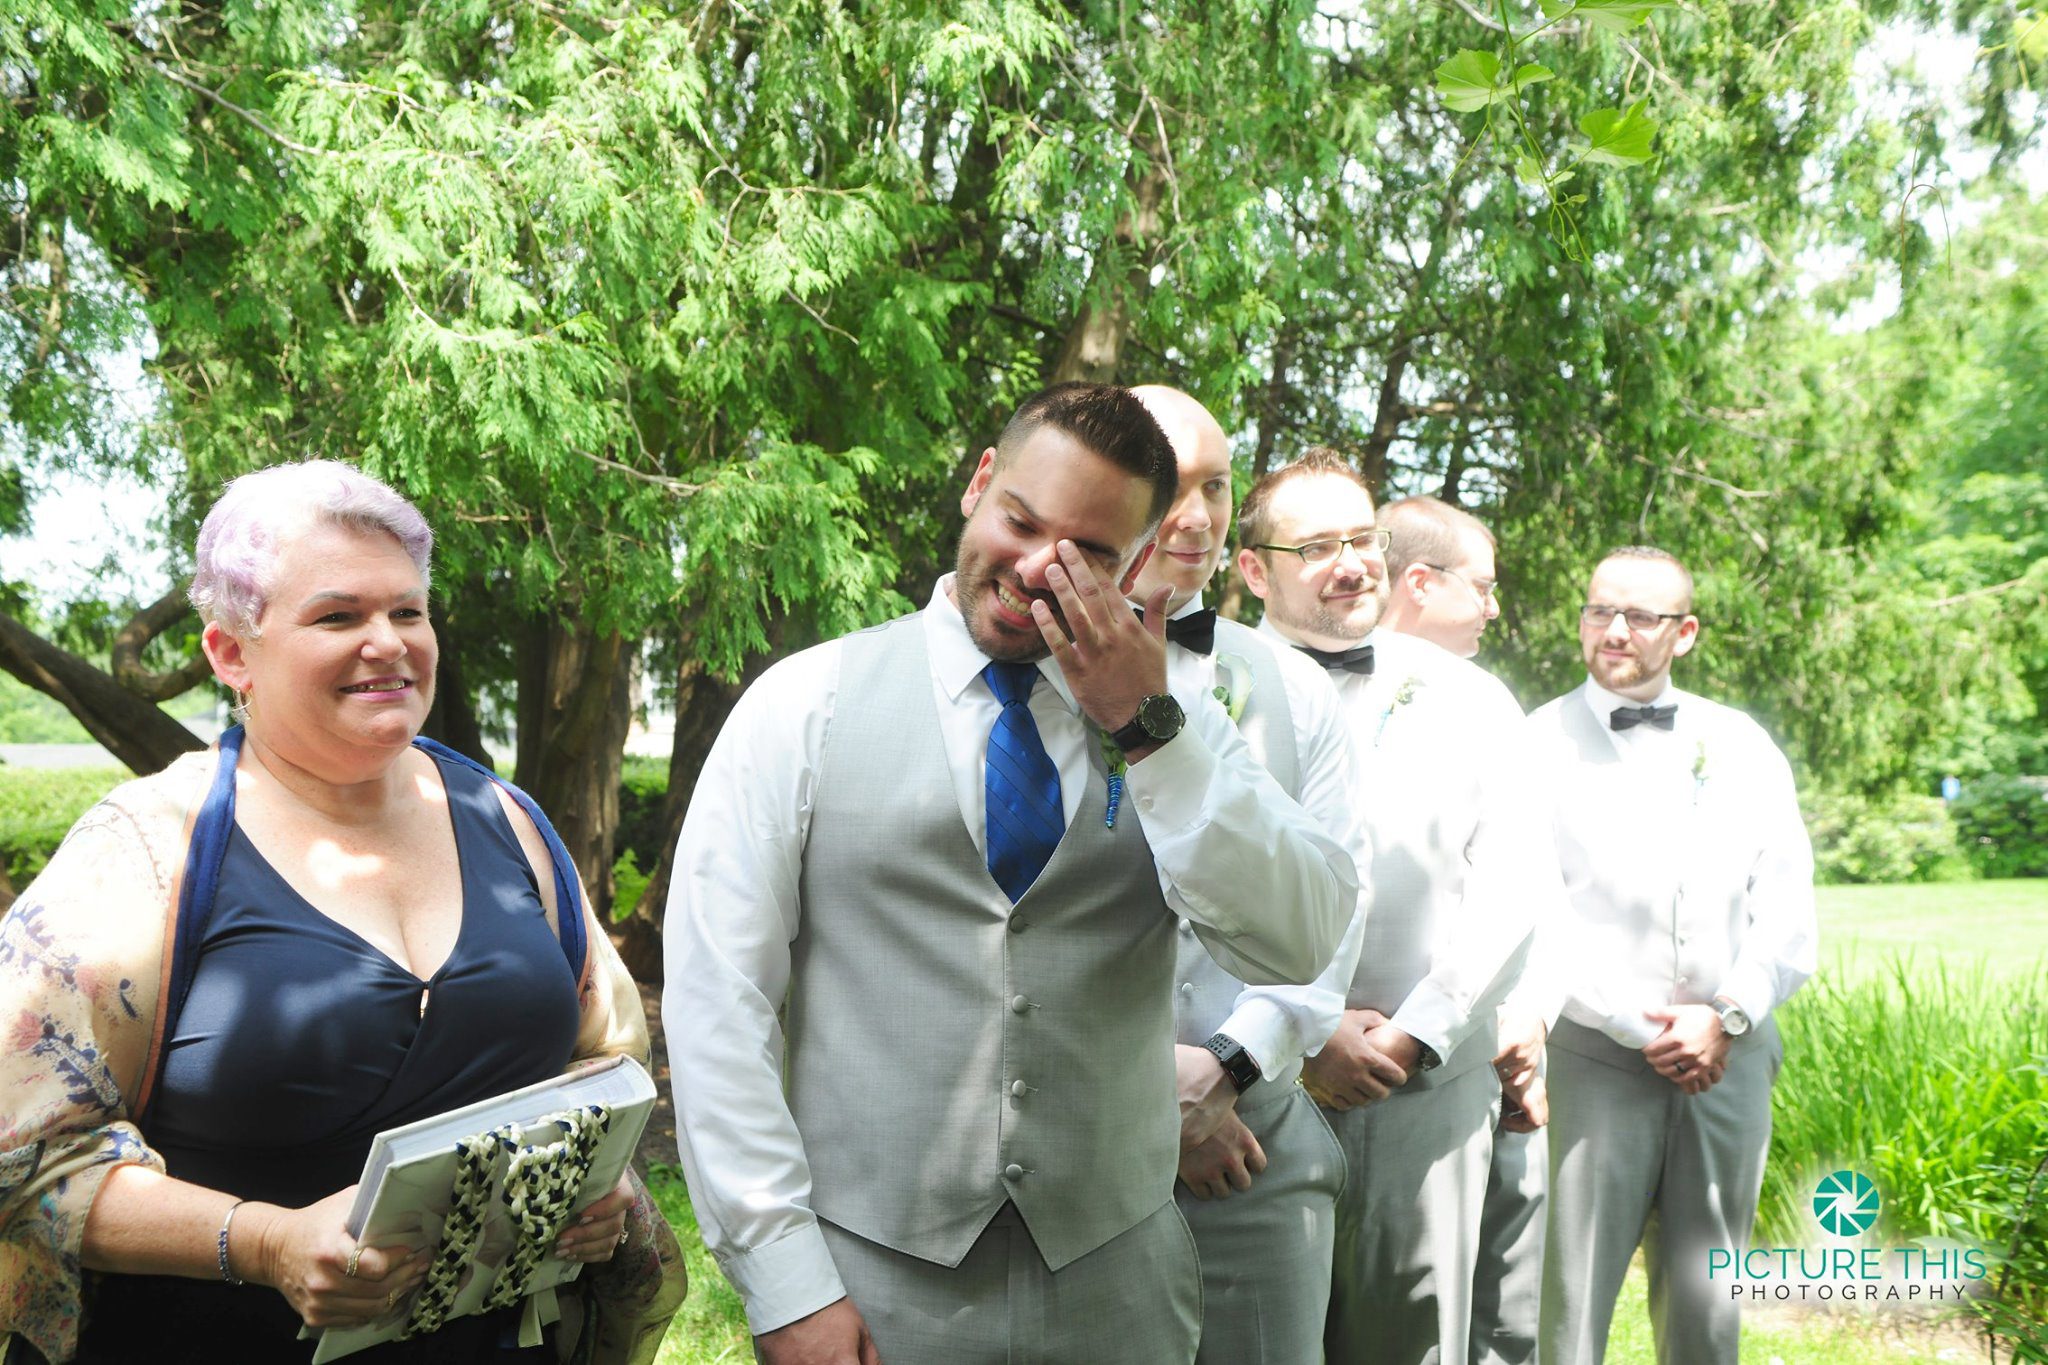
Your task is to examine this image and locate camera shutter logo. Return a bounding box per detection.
[1812,1170,1880,1237]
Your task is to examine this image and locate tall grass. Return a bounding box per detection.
[1765,961,2048,1246]
[1766,961,2048,1351]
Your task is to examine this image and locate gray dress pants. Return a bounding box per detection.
[1324,1062,1497,1365]
[1177,1083,1347,1365]
[1469,1123,1546,1365]
[817,1199,1201,1365]
[1540,1019,1782,1365]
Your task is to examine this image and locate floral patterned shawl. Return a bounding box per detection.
[0,748,650,1363]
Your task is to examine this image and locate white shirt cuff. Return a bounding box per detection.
[1125,724,1217,834]
[1389,982,1460,1064]
[717,1221,848,1336]
[1715,966,1775,1027]
[1217,996,1302,1078]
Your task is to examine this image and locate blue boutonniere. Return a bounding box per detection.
[1098,729,1128,829]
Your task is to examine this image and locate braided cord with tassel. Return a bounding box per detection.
[401,1122,515,1338]
[481,1104,613,1311]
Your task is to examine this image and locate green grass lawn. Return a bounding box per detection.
[643,881,2046,1363]
[1817,879,2048,985]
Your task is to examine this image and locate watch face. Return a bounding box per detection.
[1138,693,1184,738]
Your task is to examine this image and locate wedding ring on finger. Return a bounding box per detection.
[345,1245,363,1278]
[616,1227,629,1247]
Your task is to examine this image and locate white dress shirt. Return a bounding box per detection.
[1164,599,1369,1078]
[664,579,1359,1333]
[1522,677,1818,1048]
[1261,621,1545,1064]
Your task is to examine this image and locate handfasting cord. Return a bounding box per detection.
[482,1104,613,1311]
[401,1123,515,1338]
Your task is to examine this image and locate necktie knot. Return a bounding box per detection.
[983,660,1040,709]
[1610,703,1678,732]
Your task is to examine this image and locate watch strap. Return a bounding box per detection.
[1203,1033,1262,1093]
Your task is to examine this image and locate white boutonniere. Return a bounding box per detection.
[1692,739,1709,806]
[1212,653,1255,726]
[1374,675,1425,746]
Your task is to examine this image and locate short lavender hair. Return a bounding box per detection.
[190,461,434,636]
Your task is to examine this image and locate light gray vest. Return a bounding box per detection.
[1172,618,1309,1100]
[789,616,1179,1271]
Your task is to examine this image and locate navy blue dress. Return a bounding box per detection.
[77,755,583,1363]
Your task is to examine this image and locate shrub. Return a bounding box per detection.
[0,765,128,889]
[1951,774,2048,879]
[1803,791,1972,884]
[616,756,671,875]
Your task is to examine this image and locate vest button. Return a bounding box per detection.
[1179,982,1194,996]
[1008,913,1027,934]
[1009,994,1031,1014]
[1004,1163,1025,1181]
[1010,1079,1028,1098]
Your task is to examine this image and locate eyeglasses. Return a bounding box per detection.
[1249,528,1393,565]
[1581,604,1686,632]
[1425,563,1500,605]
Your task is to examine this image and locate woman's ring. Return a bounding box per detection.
[616,1226,629,1247]
[386,1288,398,1310]
[1675,1061,1690,1074]
[345,1245,363,1278]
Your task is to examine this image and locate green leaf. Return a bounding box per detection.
[1434,52,1551,113]
[2017,13,2048,62]
[1540,0,1676,31]
[1434,49,1501,113]
[1579,99,1658,166]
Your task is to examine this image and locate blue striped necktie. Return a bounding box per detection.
[982,660,1063,903]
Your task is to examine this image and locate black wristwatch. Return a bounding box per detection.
[1110,693,1186,754]
[1203,1033,1263,1093]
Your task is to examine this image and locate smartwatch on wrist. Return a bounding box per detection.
[1203,1033,1263,1093]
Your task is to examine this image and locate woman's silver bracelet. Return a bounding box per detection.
[218,1198,247,1284]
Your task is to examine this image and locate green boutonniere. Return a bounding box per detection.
[1374,675,1425,746]
[1692,739,1709,805]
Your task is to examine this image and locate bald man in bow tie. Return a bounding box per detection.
[1524,546,1818,1365]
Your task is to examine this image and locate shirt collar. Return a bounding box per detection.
[1583,674,1677,727]
[925,575,1081,712]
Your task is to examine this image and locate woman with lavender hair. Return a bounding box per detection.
[0,462,657,1362]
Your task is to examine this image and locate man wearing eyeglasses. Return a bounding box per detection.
[1380,496,1503,661]
[1237,453,1547,1365]
[1381,495,1551,1365]
[1526,546,1817,1365]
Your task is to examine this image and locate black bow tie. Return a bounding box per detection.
[1295,643,1375,677]
[1610,703,1678,732]
[1164,609,1217,656]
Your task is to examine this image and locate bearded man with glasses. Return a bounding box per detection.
[1524,546,1817,1365]
[1238,452,1551,1365]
